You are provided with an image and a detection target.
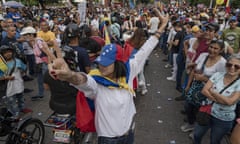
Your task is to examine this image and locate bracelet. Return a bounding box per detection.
[155,31,162,35]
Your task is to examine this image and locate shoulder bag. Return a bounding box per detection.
[185,56,209,106]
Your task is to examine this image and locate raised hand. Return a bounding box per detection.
[48,58,72,81]
[153,8,169,28]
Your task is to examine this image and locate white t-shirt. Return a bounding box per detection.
[195,53,226,77]
[210,72,240,121]
[186,37,197,66]
[74,36,159,137]
[91,19,99,30]
[148,17,160,33]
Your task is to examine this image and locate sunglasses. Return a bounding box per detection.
[226,63,240,70]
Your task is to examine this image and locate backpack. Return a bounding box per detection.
[61,45,79,71]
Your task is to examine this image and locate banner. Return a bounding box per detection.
[104,24,111,45]
[129,0,135,9]
[225,0,231,14]
[216,0,224,5]
[78,1,87,24]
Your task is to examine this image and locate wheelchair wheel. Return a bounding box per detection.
[6,118,45,144]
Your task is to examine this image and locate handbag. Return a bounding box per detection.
[235,101,240,118]
[185,56,209,106]
[196,102,213,126]
[185,80,206,106]
[196,76,240,126]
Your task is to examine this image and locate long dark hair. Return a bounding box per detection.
[128,28,147,49]
[114,60,127,79]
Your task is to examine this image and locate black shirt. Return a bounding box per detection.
[44,71,78,115]
[1,36,17,46]
[171,30,185,53]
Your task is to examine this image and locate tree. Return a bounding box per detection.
[231,0,240,8]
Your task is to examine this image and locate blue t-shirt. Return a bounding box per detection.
[0,58,26,77]
[70,46,91,73]
[210,72,240,121]
[6,12,22,22]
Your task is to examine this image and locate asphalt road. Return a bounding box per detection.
[2,48,230,144]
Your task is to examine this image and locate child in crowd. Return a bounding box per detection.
[0,45,26,118]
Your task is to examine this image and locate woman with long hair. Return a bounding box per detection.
[194,54,240,144]
[47,9,168,144]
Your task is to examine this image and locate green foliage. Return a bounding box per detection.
[137,0,150,4]
[231,0,240,8]
[21,0,39,6]
[188,0,210,6]
[187,0,240,8]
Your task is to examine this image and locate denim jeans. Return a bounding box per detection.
[193,116,234,144]
[184,102,199,124]
[160,32,169,55]
[98,130,134,144]
[3,93,24,115]
[176,54,185,90]
[37,63,48,96]
[168,52,173,66]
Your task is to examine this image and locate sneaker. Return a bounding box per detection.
[166,76,176,81]
[180,123,195,132]
[189,132,194,140]
[180,110,186,115]
[164,64,172,68]
[175,96,185,101]
[138,81,145,87]
[31,95,43,101]
[24,88,34,93]
[141,89,148,95]
[22,75,34,81]
[176,87,183,93]
[162,58,168,62]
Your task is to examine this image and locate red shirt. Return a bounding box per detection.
[193,38,209,62]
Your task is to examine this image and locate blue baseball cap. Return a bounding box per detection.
[230,16,237,22]
[95,44,124,66]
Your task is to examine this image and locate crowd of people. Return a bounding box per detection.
[0,2,240,144]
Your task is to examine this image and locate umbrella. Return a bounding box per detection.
[3,1,24,8]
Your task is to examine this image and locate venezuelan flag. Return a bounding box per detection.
[104,24,111,45]
[225,0,231,13]
[0,55,8,73]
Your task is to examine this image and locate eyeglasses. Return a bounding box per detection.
[226,62,240,70]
